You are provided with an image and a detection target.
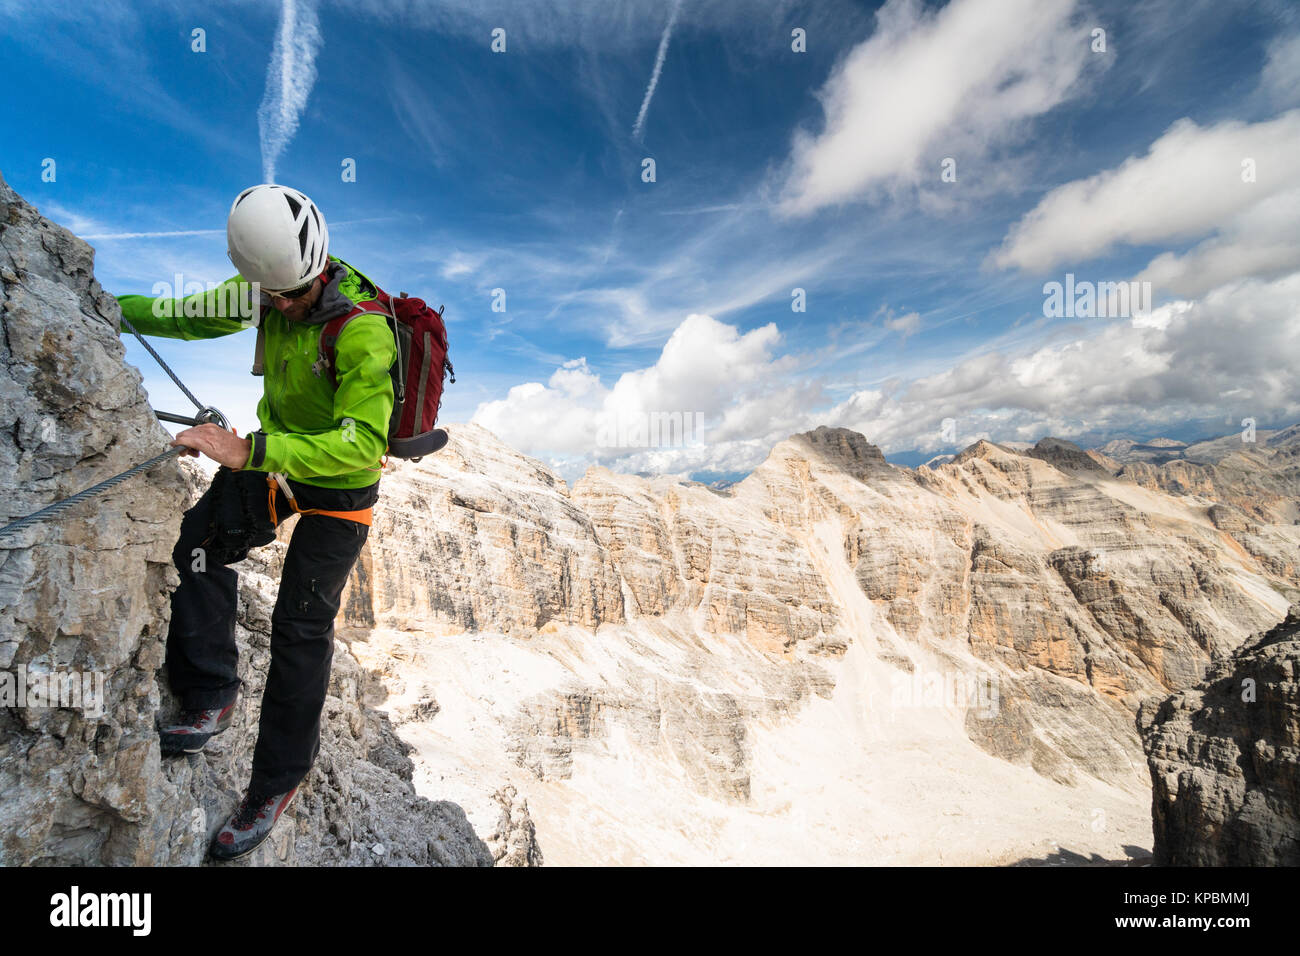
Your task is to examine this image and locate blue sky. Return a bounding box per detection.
[2,0,1298,480]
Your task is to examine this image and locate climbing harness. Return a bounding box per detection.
[266,472,373,527]
[0,311,229,540]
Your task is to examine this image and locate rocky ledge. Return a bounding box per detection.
[1138,606,1300,865]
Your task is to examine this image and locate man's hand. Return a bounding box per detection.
[171,424,252,469]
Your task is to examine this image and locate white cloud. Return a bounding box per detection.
[472,370,603,460]
[470,313,797,477]
[440,250,484,280]
[776,0,1091,216]
[605,314,784,418]
[475,270,1300,479]
[884,310,921,337]
[993,110,1300,274]
[1135,187,1300,297]
[826,271,1300,454]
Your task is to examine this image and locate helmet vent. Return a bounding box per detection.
[285,194,302,218]
[297,218,310,257]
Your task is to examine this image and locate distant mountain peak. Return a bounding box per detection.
[949,438,1016,465]
[790,425,889,480]
[1027,436,1109,473]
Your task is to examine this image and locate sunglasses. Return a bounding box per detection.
[262,278,316,301]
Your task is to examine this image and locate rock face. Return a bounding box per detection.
[1,168,191,865]
[0,171,519,866]
[1138,607,1300,866]
[746,428,1289,787]
[355,430,627,638]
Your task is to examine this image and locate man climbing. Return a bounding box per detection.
[115,184,397,861]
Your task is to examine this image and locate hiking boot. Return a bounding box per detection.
[209,787,299,862]
[159,697,237,756]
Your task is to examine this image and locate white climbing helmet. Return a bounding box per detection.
[226,184,329,293]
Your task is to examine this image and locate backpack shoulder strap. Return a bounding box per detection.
[251,323,267,376]
[316,298,392,388]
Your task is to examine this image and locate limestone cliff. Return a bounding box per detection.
[1138,607,1300,866]
[331,422,1296,863]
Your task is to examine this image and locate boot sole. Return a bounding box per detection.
[159,730,227,756]
[159,717,234,756]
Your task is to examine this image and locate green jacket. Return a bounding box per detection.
[116,256,396,489]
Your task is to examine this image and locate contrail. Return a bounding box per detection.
[632,0,683,141]
[82,217,398,241]
[81,229,225,240]
[257,0,323,183]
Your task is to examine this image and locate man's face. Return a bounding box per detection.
[266,277,323,321]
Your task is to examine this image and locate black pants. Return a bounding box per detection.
[165,466,378,796]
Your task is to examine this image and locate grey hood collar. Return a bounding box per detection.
[290,260,362,326]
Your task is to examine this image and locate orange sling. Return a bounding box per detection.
[266,473,373,527]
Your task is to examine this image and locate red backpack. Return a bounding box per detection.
[318,290,455,460]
